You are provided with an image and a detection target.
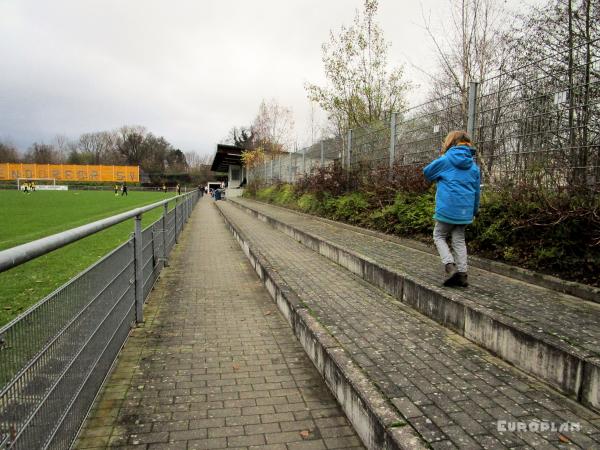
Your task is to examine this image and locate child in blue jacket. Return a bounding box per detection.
[423,131,480,287]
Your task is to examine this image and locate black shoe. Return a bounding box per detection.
[443,263,460,286]
[456,272,469,287]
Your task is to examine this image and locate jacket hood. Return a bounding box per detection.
[446,145,475,170]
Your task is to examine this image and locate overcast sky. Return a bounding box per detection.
[0,0,534,157]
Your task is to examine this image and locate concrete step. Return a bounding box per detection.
[227,197,600,414]
[215,200,600,450]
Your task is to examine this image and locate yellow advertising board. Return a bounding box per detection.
[0,163,140,183]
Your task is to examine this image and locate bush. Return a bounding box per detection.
[390,191,435,236]
[331,192,370,224]
[297,193,319,213]
[273,184,295,205]
[247,165,600,286]
[256,185,278,202]
[295,162,358,199]
[468,187,600,286]
[243,179,262,198]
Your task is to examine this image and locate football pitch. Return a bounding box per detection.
[0,189,177,327]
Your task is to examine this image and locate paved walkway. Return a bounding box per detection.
[230,198,600,359]
[75,198,364,450]
[217,200,600,449]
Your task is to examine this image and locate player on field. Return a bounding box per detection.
[121,182,128,196]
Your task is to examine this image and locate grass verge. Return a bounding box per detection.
[0,190,177,326]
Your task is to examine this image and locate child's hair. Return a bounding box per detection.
[442,130,472,153]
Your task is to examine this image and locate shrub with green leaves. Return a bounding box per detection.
[331,192,370,224]
[247,170,599,286]
[297,193,319,213]
[256,185,277,202]
[273,184,295,205]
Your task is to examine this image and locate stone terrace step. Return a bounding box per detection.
[227,197,600,413]
[216,200,600,450]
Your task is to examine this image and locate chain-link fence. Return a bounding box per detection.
[0,191,200,450]
[475,41,600,189]
[248,40,599,192]
[248,139,343,184]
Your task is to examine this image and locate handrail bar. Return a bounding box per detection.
[0,191,196,273]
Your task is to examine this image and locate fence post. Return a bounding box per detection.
[270,159,273,181]
[187,195,190,220]
[320,141,324,166]
[289,153,293,182]
[347,129,353,169]
[134,214,144,324]
[174,197,178,244]
[184,195,187,222]
[279,156,282,180]
[302,148,306,174]
[467,81,479,137]
[162,202,169,267]
[389,112,396,168]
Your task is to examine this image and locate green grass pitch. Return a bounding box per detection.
[0,189,177,327]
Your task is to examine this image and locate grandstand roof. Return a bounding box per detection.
[210,144,243,172]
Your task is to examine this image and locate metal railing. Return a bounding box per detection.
[0,190,201,449]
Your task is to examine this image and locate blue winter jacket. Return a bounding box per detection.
[423,145,480,224]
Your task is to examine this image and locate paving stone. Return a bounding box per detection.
[128,431,169,445]
[168,428,209,441]
[265,431,306,444]
[280,419,316,432]
[187,437,227,449]
[245,422,282,435]
[228,433,266,447]
[323,435,364,449]
[261,412,295,423]
[74,198,363,450]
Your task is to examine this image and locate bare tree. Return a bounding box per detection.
[225,126,257,150]
[24,142,59,164]
[0,140,19,162]
[252,99,295,154]
[51,135,72,163]
[185,151,212,169]
[422,0,507,116]
[78,131,117,164]
[117,125,147,165]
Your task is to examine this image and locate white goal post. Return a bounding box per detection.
[17,178,57,190]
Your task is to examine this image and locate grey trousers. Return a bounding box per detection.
[433,221,468,273]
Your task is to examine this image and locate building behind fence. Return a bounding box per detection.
[249,41,600,192]
[0,191,200,449]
